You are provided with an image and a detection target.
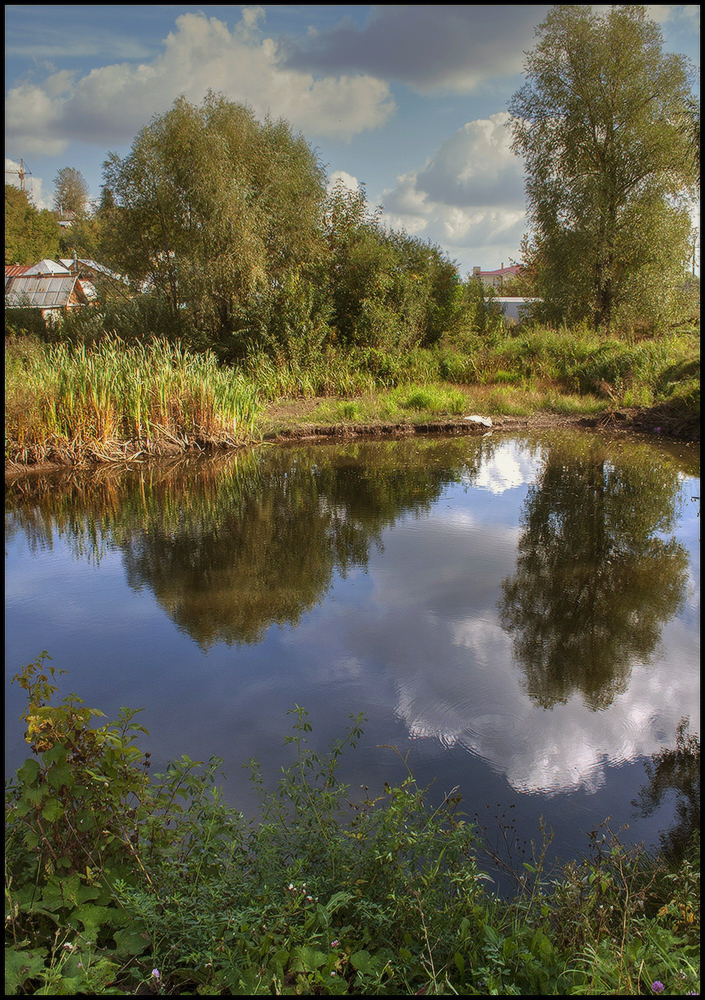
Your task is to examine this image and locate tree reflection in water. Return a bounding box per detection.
[6,439,487,648]
[634,719,700,861]
[499,436,690,710]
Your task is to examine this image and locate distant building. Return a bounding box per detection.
[492,297,540,322]
[472,263,523,289]
[57,209,76,229]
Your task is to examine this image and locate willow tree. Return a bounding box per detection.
[101,93,328,357]
[509,5,698,331]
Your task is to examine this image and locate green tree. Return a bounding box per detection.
[101,93,327,358]
[53,166,90,218]
[324,182,460,350]
[509,5,698,331]
[5,184,62,265]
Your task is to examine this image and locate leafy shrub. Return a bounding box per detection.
[5,658,700,995]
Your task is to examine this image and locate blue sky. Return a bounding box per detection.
[5,5,701,276]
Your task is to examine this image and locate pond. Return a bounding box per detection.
[5,430,700,872]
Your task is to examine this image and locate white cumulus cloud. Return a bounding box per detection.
[380,113,527,269]
[5,9,396,156]
[326,170,361,194]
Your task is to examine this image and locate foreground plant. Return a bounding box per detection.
[5,655,700,995]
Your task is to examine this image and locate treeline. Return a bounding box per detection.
[8,93,488,362]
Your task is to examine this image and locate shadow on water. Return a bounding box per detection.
[633,718,700,862]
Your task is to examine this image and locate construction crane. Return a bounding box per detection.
[6,158,31,193]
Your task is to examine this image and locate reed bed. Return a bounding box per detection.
[5,337,261,466]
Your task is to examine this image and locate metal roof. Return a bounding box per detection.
[5,264,32,277]
[24,259,71,275]
[5,275,81,308]
[58,257,128,284]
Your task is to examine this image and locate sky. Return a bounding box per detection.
[4,5,701,277]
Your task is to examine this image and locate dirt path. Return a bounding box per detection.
[260,402,695,443]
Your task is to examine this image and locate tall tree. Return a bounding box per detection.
[509,5,698,331]
[53,167,90,218]
[101,93,327,357]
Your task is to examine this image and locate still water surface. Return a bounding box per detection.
[5,431,700,866]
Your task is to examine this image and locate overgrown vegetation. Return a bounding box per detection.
[5,317,699,466]
[5,336,260,466]
[5,654,700,995]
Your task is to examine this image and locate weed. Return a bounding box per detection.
[5,659,700,995]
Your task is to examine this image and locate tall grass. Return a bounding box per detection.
[5,337,260,465]
[245,325,699,409]
[5,322,699,465]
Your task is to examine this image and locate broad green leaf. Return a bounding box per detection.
[289,945,327,973]
[5,947,47,995]
[69,903,116,943]
[47,762,74,790]
[16,758,40,786]
[41,797,64,822]
[113,924,150,958]
[42,744,67,767]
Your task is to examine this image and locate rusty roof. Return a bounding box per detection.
[5,264,32,277]
[476,265,523,278]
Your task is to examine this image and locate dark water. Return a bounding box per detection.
[5,431,700,869]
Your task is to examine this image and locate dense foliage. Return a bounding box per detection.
[96,94,465,362]
[101,93,328,360]
[509,5,699,331]
[5,655,700,995]
[5,185,62,266]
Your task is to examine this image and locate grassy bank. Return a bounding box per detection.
[5,655,700,995]
[4,324,700,468]
[250,325,699,440]
[5,337,260,467]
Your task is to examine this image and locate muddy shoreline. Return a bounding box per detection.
[5,406,699,479]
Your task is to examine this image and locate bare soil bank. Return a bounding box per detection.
[261,401,698,444]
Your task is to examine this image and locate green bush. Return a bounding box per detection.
[6,656,699,995]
